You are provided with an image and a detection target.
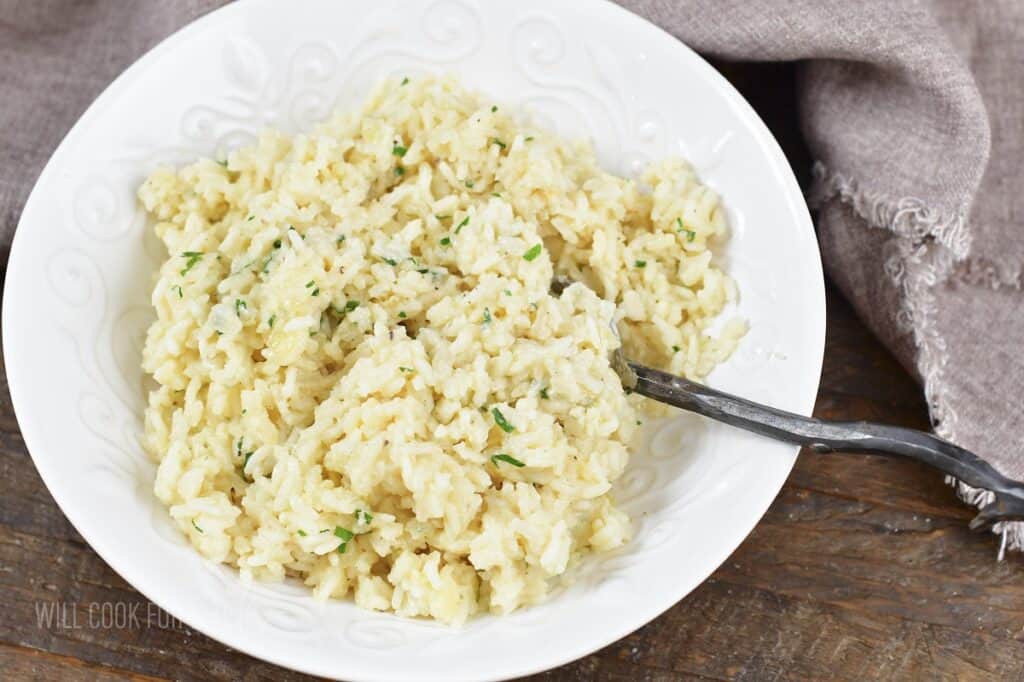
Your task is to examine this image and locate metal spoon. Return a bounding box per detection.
[555,277,1024,530]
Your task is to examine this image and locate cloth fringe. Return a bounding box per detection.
[954,255,1024,290]
[810,162,1019,557]
[808,162,972,261]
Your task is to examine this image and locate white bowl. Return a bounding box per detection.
[2,0,825,679]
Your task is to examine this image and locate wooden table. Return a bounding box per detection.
[3,64,1021,681]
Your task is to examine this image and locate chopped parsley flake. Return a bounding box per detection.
[231,257,257,276]
[504,289,512,296]
[247,215,255,222]
[337,235,346,244]
[334,526,354,541]
[399,366,414,373]
[192,519,204,533]
[311,288,319,297]
[334,526,355,553]
[395,166,405,176]
[465,180,475,189]
[455,217,470,233]
[355,509,374,525]
[392,144,408,157]
[677,218,696,241]
[491,105,498,113]
[401,76,409,86]
[216,159,228,167]
[482,308,492,324]
[525,136,535,142]
[540,387,550,400]
[523,244,543,261]
[491,407,514,433]
[635,260,647,268]
[435,215,450,221]
[490,137,507,149]
[171,285,183,299]
[243,451,254,469]
[273,239,282,248]
[417,268,429,274]
[235,299,246,315]
[382,257,398,266]
[491,192,502,198]
[398,311,407,318]
[305,280,315,289]
[179,251,203,276]
[333,299,360,317]
[440,236,452,247]
[297,529,307,537]
[491,453,525,468]
[672,345,681,352]
[268,314,276,328]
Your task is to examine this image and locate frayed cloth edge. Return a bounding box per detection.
[809,161,971,261]
[812,163,1024,291]
[811,162,1017,556]
[954,255,1024,290]
[947,477,1020,558]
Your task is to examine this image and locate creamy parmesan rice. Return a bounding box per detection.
[139,75,745,624]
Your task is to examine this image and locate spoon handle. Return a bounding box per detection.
[628,362,1024,526]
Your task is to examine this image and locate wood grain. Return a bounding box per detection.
[0,643,164,682]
